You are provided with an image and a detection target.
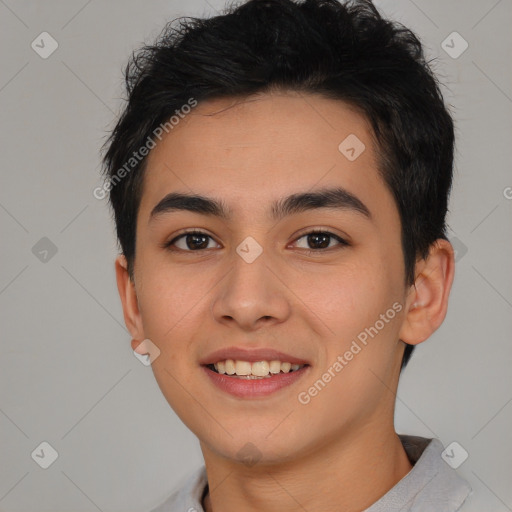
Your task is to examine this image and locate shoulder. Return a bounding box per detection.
[365,436,472,512]
[149,466,207,512]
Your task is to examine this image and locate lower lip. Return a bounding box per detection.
[202,365,310,398]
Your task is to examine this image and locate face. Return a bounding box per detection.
[119,91,415,466]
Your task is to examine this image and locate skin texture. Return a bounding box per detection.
[115,91,455,512]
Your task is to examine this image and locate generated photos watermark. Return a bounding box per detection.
[93,97,198,200]
[298,301,403,405]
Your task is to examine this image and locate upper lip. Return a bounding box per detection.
[200,346,310,365]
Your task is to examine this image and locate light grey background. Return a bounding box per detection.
[1,0,511,511]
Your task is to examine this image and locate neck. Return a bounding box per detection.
[201,425,413,512]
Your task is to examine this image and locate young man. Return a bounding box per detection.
[102,0,473,510]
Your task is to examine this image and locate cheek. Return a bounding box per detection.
[293,259,388,334]
[136,263,211,337]
[295,253,403,370]
[136,268,205,420]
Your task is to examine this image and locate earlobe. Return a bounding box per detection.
[398,239,455,346]
[115,255,145,340]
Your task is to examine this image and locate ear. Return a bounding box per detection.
[399,238,455,346]
[115,254,145,350]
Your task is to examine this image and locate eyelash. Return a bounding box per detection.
[162,228,349,255]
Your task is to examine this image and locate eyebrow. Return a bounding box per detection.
[149,186,371,223]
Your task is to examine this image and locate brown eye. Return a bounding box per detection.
[293,230,348,253]
[164,230,219,252]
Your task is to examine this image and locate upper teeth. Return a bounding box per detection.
[214,360,304,377]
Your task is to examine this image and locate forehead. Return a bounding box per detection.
[139,91,395,224]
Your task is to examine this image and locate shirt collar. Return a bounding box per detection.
[153,435,472,512]
[365,435,472,511]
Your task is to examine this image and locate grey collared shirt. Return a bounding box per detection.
[150,435,474,512]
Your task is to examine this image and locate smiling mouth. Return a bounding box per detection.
[206,360,308,379]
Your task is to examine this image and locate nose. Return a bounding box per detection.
[210,247,291,331]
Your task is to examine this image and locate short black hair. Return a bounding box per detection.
[101,0,455,371]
